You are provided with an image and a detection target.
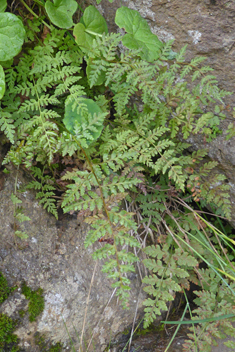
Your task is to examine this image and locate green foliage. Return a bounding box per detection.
[0,314,19,352]
[0,65,5,99]
[0,12,25,61]
[21,282,45,322]
[96,0,114,3]
[142,243,198,328]
[48,343,63,352]
[0,273,19,351]
[0,110,14,143]
[183,270,235,351]
[0,272,13,304]
[1,3,234,347]
[63,97,106,145]
[0,0,7,13]
[45,0,78,29]
[225,107,235,140]
[34,333,63,352]
[73,5,108,50]
[115,7,163,62]
[25,166,58,219]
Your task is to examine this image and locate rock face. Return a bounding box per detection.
[96,0,235,224]
[0,166,146,351]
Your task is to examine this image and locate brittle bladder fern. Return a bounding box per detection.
[0,3,234,345]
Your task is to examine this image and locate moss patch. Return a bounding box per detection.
[0,273,20,351]
[0,271,14,304]
[0,273,61,351]
[0,313,19,352]
[21,282,45,322]
[18,309,26,318]
[34,333,63,352]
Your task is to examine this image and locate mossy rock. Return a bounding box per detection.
[0,271,12,304]
[21,282,44,322]
[0,313,19,352]
[34,333,62,352]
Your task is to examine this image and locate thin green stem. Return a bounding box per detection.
[20,0,52,30]
[85,29,103,37]
[77,3,84,13]
[163,300,189,352]
[57,122,126,292]
[33,0,45,6]
[55,68,129,295]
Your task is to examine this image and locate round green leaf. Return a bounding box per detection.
[0,58,13,68]
[63,98,104,145]
[0,0,7,13]
[45,0,78,29]
[73,23,92,50]
[73,6,108,49]
[0,65,5,99]
[0,13,25,61]
[115,7,163,62]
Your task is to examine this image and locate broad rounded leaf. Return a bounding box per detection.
[0,0,7,13]
[0,65,5,99]
[115,7,163,62]
[0,58,13,68]
[0,13,25,61]
[73,6,108,49]
[73,23,93,49]
[63,98,104,145]
[45,0,78,29]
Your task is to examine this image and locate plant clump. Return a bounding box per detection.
[21,282,44,322]
[0,0,235,350]
[0,313,19,352]
[0,271,13,304]
[34,332,63,352]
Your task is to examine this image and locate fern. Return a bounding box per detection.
[142,243,198,328]
[183,269,235,352]
[26,167,58,219]
[0,109,15,143]
[1,5,233,314]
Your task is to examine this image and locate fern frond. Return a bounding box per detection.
[143,244,198,328]
[0,110,15,143]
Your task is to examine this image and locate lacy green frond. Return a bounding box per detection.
[142,243,199,328]
[2,8,233,311]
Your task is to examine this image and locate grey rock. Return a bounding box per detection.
[0,167,146,351]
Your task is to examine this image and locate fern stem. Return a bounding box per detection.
[55,63,128,291]
[57,122,126,290]
[33,78,55,161]
[33,0,45,6]
[71,135,125,285]
[20,0,52,30]
[85,29,103,38]
[13,165,20,246]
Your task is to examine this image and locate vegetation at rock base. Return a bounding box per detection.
[0,272,20,352]
[18,309,26,318]
[0,313,19,352]
[21,282,44,322]
[0,0,235,350]
[0,271,15,304]
[0,271,61,351]
[34,332,63,352]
